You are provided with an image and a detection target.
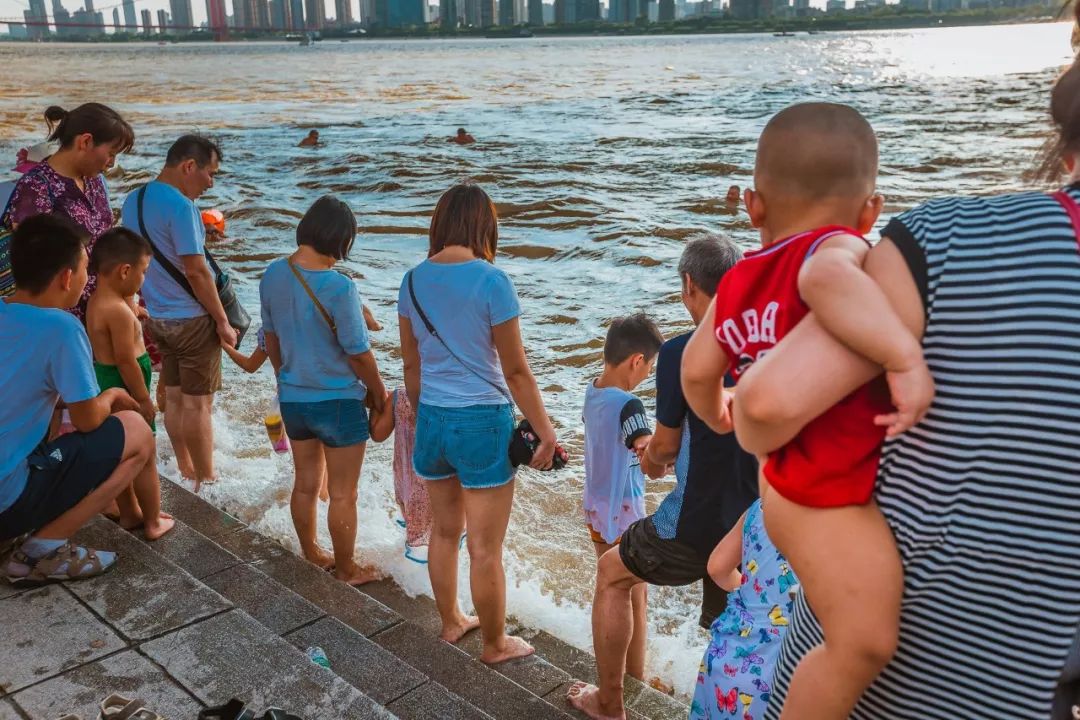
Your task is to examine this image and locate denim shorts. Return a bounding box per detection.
[413,403,515,489]
[280,399,370,448]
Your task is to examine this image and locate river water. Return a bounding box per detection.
[0,22,1073,696]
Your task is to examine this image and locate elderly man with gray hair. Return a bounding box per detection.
[568,234,760,720]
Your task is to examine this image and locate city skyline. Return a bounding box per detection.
[2,0,855,29]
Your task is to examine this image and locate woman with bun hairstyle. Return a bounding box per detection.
[2,103,135,320]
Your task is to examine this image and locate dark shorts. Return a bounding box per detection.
[0,416,126,541]
[281,399,370,448]
[619,516,728,629]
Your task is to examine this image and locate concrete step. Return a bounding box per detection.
[154,481,578,720]
[150,480,689,720]
[0,515,396,719]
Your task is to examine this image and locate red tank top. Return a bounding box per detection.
[715,226,892,508]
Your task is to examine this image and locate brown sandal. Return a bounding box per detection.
[6,542,116,586]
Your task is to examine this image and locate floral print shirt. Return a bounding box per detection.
[1,163,113,321]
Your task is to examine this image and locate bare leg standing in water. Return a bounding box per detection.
[324,441,381,586]
[463,479,534,664]
[290,438,335,570]
[592,541,647,681]
[425,476,481,644]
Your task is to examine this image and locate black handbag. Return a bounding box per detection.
[136,185,250,347]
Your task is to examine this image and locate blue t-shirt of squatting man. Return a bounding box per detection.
[0,303,100,513]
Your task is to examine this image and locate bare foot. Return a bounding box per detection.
[304,547,335,571]
[480,635,535,665]
[440,614,480,644]
[566,682,625,720]
[143,513,176,541]
[103,500,122,522]
[336,564,384,587]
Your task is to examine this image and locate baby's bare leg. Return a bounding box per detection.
[764,492,902,720]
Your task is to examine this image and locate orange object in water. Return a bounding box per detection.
[201,208,225,234]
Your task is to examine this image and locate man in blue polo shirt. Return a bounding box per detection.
[569,235,759,720]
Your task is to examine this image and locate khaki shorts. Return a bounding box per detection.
[146,315,222,396]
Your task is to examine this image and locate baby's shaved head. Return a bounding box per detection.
[755,103,878,203]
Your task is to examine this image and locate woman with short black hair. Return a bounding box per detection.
[260,195,388,586]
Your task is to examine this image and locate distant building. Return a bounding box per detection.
[304,0,325,26]
[933,0,961,9]
[825,0,844,11]
[373,0,424,25]
[24,0,49,38]
[157,8,170,29]
[901,0,929,9]
[527,0,543,22]
[169,0,194,29]
[553,0,574,21]
[335,0,353,23]
[577,0,600,19]
[122,0,137,28]
[52,0,73,36]
[290,0,305,28]
[439,0,456,25]
[141,7,152,30]
[269,0,289,25]
[658,0,674,19]
[112,7,120,28]
[8,21,29,36]
[499,0,513,23]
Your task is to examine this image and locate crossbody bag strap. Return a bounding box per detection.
[288,260,337,335]
[407,271,514,408]
[1052,190,1080,253]
[137,186,198,299]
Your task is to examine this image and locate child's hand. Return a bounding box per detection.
[632,434,652,461]
[363,306,382,332]
[876,360,934,437]
[137,397,156,427]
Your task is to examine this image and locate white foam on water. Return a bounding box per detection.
[154,393,710,699]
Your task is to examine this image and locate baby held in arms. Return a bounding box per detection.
[681,102,934,720]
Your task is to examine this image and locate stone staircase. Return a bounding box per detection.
[0,480,691,720]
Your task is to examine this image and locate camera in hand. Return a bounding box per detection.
[509,419,568,470]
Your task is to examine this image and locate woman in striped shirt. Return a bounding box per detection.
[733,23,1080,720]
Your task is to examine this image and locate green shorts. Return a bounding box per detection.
[94,353,155,432]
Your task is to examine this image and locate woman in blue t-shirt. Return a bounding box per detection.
[398,183,556,664]
[260,196,388,587]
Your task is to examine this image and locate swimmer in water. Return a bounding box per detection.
[299,130,320,147]
[449,128,476,145]
[725,185,741,211]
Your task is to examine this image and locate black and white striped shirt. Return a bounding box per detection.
[765,187,1080,720]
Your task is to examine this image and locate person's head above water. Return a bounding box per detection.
[429,182,498,261]
[159,134,223,202]
[725,185,741,204]
[746,102,881,239]
[43,103,134,177]
[309,130,319,138]
[296,195,357,261]
[457,128,467,136]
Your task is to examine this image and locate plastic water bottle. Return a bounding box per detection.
[264,397,290,454]
[307,646,330,669]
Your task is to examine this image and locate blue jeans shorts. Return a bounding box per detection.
[280,399,370,448]
[413,403,515,489]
